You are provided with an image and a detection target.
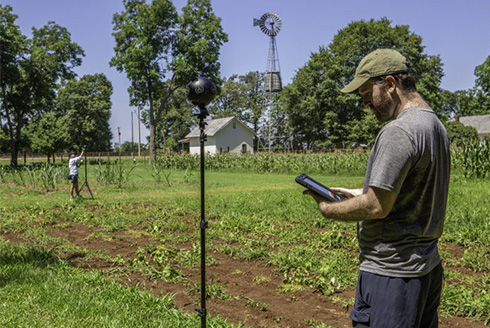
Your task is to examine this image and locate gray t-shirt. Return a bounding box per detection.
[359,107,450,278]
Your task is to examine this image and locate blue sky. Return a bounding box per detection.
[4,0,490,143]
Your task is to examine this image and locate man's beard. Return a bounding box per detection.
[372,90,395,123]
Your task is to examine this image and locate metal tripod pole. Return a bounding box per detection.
[196,107,208,328]
[79,152,94,199]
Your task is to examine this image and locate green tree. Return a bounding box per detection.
[440,89,479,119]
[0,5,84,166]
[210,71,265,130]
[111,0,227,162]
[157,86,194,151]
[240,71,265,133]
[119,141,140,152]
[27,112,69,162]
[57,74,113,151]
[280,18,444,149]
[444,120,479,147]
[210,74,247,120]
[0,126,9,153]
[346,108,382,147]
[472,54,490,114]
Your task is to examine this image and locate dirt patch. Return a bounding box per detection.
[46,221,158,262]
[3,221,488,328]
[0,231,25,244]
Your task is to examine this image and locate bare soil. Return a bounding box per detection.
[1,220,487,328]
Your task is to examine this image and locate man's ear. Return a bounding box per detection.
[385,75,397,94]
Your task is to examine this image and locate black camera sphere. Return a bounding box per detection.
[186,77,216,107]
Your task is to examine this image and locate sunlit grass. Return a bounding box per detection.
[0,156,489,324]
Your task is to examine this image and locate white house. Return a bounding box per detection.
[182,117,256,155]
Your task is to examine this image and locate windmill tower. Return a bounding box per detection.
[254,12,282,93]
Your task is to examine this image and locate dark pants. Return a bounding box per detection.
[350,263,443,328]
[68,174,79,184]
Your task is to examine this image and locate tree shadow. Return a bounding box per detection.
[0,243,61,288]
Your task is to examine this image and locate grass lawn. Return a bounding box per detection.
[0,159,489,327]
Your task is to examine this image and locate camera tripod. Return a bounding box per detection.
[194,105,209,328]
[78,151,94,199]
[186,76,216,328]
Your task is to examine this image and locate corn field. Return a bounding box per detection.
[0,163,66,191]
[0,146,488,192]
[156,152,371,175]
[451,140,490,178]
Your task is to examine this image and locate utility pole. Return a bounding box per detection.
[117,127,121,164]
[137,107,141,157]
[131,111,134,160]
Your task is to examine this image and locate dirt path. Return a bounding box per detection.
[1,221,487,328]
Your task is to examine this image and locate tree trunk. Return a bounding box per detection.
[149,123,156,163]
[10,138,18,168]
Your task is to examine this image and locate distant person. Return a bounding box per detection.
[68,146,86,200]
[304,49,450,328]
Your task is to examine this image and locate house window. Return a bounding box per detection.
[233,122,236,129]
[242,144,247,153]
[227,146,230,152]
[220,148,222,154]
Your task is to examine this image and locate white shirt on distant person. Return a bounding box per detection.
[69,156,82,175]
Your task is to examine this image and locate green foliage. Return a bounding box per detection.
[151,158,172,185]
[94,161,136,188]
[0,242,238,327]
[473,54,490,114]
[461,140,490,178]
[0,163,66,190]
[110,0,227,161]
[210,71,265,134]
[27,112,70,157]
[444,120,479,147]
[57,74,113,151]
[0,5,84,166]
[1,154,489,325]
[148,152,369,175]
[156,87,195,150]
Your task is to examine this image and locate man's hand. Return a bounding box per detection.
[329,187,363,199]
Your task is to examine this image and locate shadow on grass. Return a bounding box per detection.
[0,242,62,287]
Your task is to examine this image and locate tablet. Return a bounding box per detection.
[295,173,346,202]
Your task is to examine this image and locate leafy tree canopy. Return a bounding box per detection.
[57,74,113,151]
[280,18,444,149]
[0,4,84,166]
[110,0,227,161]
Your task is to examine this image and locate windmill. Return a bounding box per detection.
[253,12,282,92]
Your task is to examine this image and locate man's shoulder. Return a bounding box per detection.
[382,107,438,135]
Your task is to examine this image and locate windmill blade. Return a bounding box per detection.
[256,12,282,36]
[261,25,271,36]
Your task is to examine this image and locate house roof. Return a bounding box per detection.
[185,117,256,139]
[459,115,490,135]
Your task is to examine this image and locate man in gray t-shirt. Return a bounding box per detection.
[304,49,450,328]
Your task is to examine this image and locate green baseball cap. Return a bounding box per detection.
[341,49,408,94]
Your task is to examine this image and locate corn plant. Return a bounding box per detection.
[0,166,6,183]
[151,159,172,186]
[95,162,136,188]
[151,152,369,175]
[462,140,490,179]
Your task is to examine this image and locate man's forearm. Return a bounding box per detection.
[315,186,396,222]
[317,193,383,221]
